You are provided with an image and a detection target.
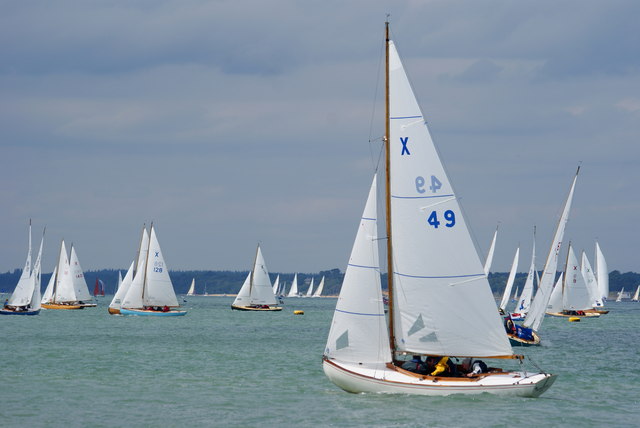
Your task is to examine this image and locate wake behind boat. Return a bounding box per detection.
[323,23,556,398]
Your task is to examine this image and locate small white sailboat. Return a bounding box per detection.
[509,227,537,325]
[1,222,43,316]
[615,288,625,302]
[513,168,580,345]
[312,276,325,297]
[108,261,135,314]
[631,285,639,302]
[595,241,609,302]
[70,244,96,307]
[581,251,608,314]
[323,24,556,397]
[287,273,300,297]
[186,278,196,296]
[231,244,282,311]
[305,278,315,297]
[546,244,601,318]
[42,240,87,310]
[120,224,186,316]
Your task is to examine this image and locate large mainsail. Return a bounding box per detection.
[524,168,579,332]
[325,175,391,365]
[387,41,511,357]
[306,278,315,297]
[248,245,277,306]
[142,225,179,307]
[54,240,77,303]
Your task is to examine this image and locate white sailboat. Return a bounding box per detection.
[231,244,282,311]
[513,168,580,344]
[323,24,556,397]
[272,275,280,295]
[120,224,186,316]
[312,276,325,297]
[484,226,498,275]
[546,244,601,318]
[1,222,43,316]
[287,273,300,297]
[109,225,148,315]
[595,242,609,302]
[305,278,315,297]
[631,285,639,302]
[615,288,624,302]
[42,240,85,310]
[510,228,537,323]
[581,251,608,314]
[70,245,95,307]
[187,278,196,296]
[108,261,134,314]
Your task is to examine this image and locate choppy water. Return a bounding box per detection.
[1,297,638,427]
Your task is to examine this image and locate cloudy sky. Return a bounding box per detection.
[2,0,639,275]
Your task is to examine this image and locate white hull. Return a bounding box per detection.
[322,358,556,398]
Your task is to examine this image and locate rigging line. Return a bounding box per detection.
[367,30,386,173]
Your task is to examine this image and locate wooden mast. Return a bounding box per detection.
[384,20,396,355]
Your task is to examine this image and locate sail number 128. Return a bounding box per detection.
[427,210,456,228]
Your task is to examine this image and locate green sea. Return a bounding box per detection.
[1,297,638,427]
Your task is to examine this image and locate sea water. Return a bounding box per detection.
[0,297,638,427]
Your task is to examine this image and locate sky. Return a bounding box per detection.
[2,0,639,275]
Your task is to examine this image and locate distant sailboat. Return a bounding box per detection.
[119,224,186,316]
[108,261,135,315]
[581,251,608,314]
[323,24,556,397]
[615,288,625,302]
[595,242,609,302]
[498,247,519,314]
[287,273,300,297]
[312,276,325,297]
[631,285,639,302]
[510,227,537,324]
[546,244,601,318]
[94,278,106,297]
[305,278,315,297]
[187,278,196,296]
[42,240,92,310]
[272,275,280,295]
[1,222,43,316]
[231,244,282,311]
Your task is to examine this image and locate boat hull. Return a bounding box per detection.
[41,303,84,310]
[0,309,40,316]
[322,358,556,398]
[119,308,187,316]
[508,330,541,347]
[230,305,283,311]
[546,311,600,318]
[107,307,121,315]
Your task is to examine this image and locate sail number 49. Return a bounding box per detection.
[427,210,456,228]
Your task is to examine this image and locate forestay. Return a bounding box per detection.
[325,175,391,366]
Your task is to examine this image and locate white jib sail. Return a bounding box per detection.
[546,273,564,314]
[110,261,134,309]
[388,40,512,357]
[524,168,578,332]
[249,245,277,306]
[272,275,280,295]
[41,266,57,304]
[55,240,77,303]
[581,251,603,307]
[232,272,252,306]
[313,276,325,297]
[8,223,33,307]
[287,273,299,297]
[143,225,179,307]
[122,226,150,309]
[325,175,391,366]
[483,226,498,275]
[595,242,609,302]
[499,247,519,311]
[70,245,92,302]
[563,245,592,311]
[306,278,315,297]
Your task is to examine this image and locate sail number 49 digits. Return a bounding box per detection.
[415,175,455,229]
